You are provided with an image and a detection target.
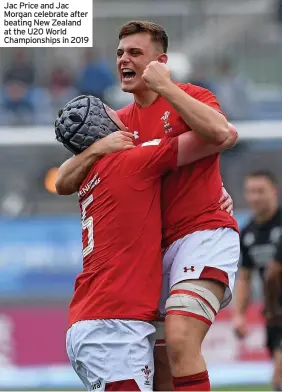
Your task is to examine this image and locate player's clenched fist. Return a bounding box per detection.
[95,131,135,155]
[142,61,172,93]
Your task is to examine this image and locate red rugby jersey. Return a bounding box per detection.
[68,137,178,326]
[117,83,238,247]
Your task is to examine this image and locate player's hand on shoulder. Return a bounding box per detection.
[142,61,172,94]
[94,131,135,156]
[219,186,233,216]
[233,315,248,339]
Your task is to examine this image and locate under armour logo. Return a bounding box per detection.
[133,131,139,139]
[184,266,195,273]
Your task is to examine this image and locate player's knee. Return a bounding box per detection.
[167,319,201,350]
[165,282,221,358]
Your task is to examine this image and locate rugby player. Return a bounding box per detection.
[55,95,237,391]
[234,171,282,391]
[56,21,240,391]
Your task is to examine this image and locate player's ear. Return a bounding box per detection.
[157,53,168,64]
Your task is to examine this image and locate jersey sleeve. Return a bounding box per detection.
[239,232,254,270]
[121,137,178,178]
[275,237,282,263]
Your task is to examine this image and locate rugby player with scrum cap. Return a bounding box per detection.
[55,93,237,391]
[56,21,240,391]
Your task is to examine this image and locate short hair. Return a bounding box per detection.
[246,170,278,185]
[118,20,168,53]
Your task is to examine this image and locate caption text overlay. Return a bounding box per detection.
[0,0,93,47]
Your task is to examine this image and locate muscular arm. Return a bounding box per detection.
[235,268,252,317]
[159,83,229,145]
[56,146,101,195]
[177,123,237,167]
[55,131,135,195]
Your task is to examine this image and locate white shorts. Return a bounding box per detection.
[159,227,240,317]
[66,319,156,391]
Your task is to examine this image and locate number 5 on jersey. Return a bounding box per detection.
[81,195,94,257]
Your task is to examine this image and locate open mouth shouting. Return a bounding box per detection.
[121,68,136,81]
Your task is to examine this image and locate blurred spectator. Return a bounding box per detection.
[76,49,114,102]
[0,81,35,126]
[0,50,36,125]
[48,67,78,111]
[214,58,252,121]
[3,50,35,86]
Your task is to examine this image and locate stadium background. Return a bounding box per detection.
[0,0,282,389]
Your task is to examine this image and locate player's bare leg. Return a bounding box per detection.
[273,349,282,391]
[154,345,173,391]
[165,279,225,391]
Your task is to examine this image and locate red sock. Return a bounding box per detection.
[172,370,210,391]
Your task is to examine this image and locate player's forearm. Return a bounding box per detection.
[159,82,229,145]
[234,278,251,316]
[56,146,102,195]
[177,124,237,166]
[56,131,135,195]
